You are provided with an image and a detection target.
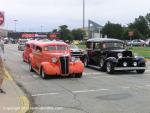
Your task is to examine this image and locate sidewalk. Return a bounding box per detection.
[0,70,30,113]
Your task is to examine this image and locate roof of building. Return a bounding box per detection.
[87,38,123,43]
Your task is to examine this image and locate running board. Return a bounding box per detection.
[88,65,100,70]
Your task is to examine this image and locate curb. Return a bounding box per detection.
[5,70,30,113]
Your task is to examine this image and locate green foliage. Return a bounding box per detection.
[58,25,73,41]
[128,16,149,38]
[122,28,143,40]
[101,22,123,39]
[72,29,86,40]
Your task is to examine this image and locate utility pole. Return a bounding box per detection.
[14,19,18,32]
[83,0,85,30]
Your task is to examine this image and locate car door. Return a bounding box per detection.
[34,46,43,69]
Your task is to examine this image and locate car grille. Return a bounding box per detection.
[71,52,83,57]
[118,58,135,67]
[60,56,69,74]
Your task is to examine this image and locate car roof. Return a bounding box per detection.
[26,40,38,45]
[87,38,123,43]
[35,41,68,47]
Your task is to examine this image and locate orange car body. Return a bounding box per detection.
[23,40,37,63]
[29,41,84,78]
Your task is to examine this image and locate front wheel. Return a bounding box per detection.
[75,73,82,78]
[84,57,88,67]
[136,69,145,74]
[106,62,114,74]
[40,68,48,79]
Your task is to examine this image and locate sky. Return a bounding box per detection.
[0,0,150,32]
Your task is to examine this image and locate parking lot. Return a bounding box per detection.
[5,44,150,113]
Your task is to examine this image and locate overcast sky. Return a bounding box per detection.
[0,0,150,32]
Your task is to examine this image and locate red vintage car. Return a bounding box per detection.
[23,40,37,63]
[29,41,84,79]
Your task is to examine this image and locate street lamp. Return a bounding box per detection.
[14,19,18,32]
[40,25,43,32]
[83,0,85,30]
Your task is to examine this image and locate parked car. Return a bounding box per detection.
[145,39,150,46]
[83,38,146,74]
[18,39,29,51]
[29,41,84,79]
[127,39,146,46]
[69,44,84,61]
[22,40,37,63]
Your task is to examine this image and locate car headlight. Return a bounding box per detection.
[51,57,58,63]
[133,62,137,67]
[71,57,76,62]
[118,53,123,58]
[71,57,80,62]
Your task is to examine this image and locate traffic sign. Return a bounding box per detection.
[0,11,4,26]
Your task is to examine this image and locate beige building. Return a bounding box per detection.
[0,28,12,37]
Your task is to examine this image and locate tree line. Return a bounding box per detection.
[52,13,150,41]
[51,25,86,41]
[102,13,150,40]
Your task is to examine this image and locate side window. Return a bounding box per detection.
[36,46,42,53]
[87,42,93,49]
[25,44,30,49]
[94,42,101,50]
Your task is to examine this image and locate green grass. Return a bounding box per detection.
[129,47,150,58]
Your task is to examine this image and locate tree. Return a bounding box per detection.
[128,16,149,38]
[72,29,86,40]
[122,28,143,40]
[101,22,123,39]
[58,25,73,41]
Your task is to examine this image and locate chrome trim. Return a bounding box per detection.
[114,67,146,71]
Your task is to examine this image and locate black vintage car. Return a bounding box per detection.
[84,38,146,74]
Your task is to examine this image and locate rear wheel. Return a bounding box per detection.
[106,62,114,74]
[75,73,82,78]
[136,69,145,74]
[40,68,47,79]
[29,62,34,72]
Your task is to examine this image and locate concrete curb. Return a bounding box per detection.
[5,70,30,113]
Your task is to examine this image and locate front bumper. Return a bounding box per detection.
[114,67,146,71]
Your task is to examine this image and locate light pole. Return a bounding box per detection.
[14,19,18,32]
[40,25,43,32]
[83,0,85,30]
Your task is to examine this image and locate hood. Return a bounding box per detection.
[46,52,70,58]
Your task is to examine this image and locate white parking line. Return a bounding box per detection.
[72,88,109,93]
[32,92,59,97]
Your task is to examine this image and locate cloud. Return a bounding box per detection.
[0,0,150,31]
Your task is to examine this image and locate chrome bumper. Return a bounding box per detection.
[114,67,146,71]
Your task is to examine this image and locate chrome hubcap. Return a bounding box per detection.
[100,59,104,67]
[106,62,111,72]
[41,69,45,78]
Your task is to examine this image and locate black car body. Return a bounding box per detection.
[84,38,146,74]
[69,44,84,61]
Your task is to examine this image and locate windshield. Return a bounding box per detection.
[44,45,68,51]
[102,42,124,49]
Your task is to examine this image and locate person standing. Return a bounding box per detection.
[0,36,5,94]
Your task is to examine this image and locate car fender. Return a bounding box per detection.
[69,60,84,73]
[135,56,146,64]
[105,57,118,64]
[40,62,61,75]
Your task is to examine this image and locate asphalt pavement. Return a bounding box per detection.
[4,44,150,113]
